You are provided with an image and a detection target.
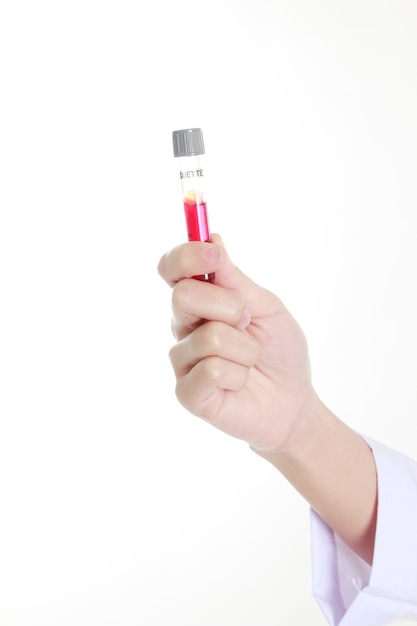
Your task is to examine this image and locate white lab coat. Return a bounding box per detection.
[311,436,417,625]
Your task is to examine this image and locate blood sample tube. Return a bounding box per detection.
[172,127,214,282]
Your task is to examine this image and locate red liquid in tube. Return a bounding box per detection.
[184,197,210,243]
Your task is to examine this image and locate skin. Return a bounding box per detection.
[158,234,378,565]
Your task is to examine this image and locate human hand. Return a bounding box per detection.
[158,235,378,564]
[157,234,320,452]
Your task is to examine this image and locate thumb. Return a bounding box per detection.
[210,233,245,291]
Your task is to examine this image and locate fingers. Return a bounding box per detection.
[170,320,260,377]
[158,234,258,341]
[157,233,244,291]
[170,319,260,419]
[171,278,251,340]
[174,357,250,418]
[157,238,224,288]
[158,234,283,322]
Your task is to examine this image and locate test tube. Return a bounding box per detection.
[172,127,213,282]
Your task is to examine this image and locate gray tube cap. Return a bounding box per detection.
[172,128,205,157]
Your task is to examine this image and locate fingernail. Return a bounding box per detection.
[237,308,251,330]
[203,245,221,264]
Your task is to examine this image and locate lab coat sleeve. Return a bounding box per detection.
[310,436,417,626]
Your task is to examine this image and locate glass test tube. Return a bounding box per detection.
[172,128,213,282]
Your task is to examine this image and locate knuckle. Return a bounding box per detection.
[197,321,224,354]
[157,253,168,279]
[171,279,194,313]
[199,356,223,383]
[175,378,187,406]
[170,317,178,340]
[168,343,179,368]
[156,255,164,277]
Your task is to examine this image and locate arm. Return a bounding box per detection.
[253,403,377,565]
[158,235,377,565]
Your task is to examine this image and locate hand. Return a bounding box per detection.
[158,234,319,451]
[158,234,378,564]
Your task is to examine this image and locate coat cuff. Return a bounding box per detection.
[311,436,417,625]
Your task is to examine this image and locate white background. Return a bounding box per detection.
[1,1,416,624]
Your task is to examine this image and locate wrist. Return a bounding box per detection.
[250,394,377,564]
[250,390,330,465]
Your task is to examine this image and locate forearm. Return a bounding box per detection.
[252,396,378,565]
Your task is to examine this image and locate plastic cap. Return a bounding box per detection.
[172,128,205,157]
